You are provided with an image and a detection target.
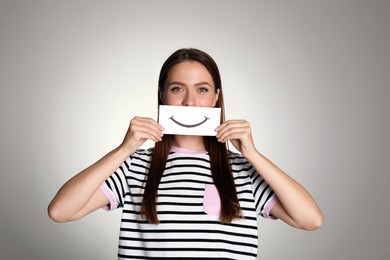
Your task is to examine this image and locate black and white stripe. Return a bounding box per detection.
[103,148,277,259]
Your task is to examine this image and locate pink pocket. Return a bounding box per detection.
[203,184,221,216]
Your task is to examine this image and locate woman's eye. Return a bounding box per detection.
[171,87,182,93]
[198,87,209,93]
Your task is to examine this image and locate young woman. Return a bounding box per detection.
[48,48,323,259]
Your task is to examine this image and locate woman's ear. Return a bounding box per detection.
[213,89,220,107]
[159,89,164,105]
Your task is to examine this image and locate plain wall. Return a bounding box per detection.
[0,0,389,259]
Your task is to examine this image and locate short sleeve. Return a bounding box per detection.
[249,165,279,219]
[100,157,132,211]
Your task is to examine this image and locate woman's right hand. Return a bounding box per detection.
[48,116,164,223]
[48,117,163,222]
[120,116,164,154]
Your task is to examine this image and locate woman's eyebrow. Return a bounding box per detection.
[167,81,186,87]
[167,81,212,87]
[194,82,212,87]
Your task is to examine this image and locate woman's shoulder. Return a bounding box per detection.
[228,150,251,168]
[130,148,154,160]
[228,150,246,161]
[228,150,255,172]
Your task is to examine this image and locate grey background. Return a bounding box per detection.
[0,0,389,259]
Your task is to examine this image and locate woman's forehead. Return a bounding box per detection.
[166,61,214,84]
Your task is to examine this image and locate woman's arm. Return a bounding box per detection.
[215,120,323,231]
[48,117,164,223]
[244,149,323,230]
[48,146,131,223]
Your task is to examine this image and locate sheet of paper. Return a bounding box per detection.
[158,105,221,136]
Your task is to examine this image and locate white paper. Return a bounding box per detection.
[158,105,221,136]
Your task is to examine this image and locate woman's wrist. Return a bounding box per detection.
[242,147,261,163]
[116,143,136,159]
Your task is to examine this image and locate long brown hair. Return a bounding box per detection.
[140,48,242,224]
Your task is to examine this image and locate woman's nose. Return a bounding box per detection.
[183,91,196,106]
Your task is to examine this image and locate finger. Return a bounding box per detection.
[218,122,251,142]
[130,118,164,138]
[131,124,163,142]
[215,120,242,131]
[216,120,250,138]
[137,117,164,131]
[132,124,163,139]
[136,130,163,143]
[217,128,247,143]
[217,120,249,130]
[128,128,162,145]
[132,117,164,131]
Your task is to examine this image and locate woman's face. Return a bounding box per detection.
[160,61,220,107]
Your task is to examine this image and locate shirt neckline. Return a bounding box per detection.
[171,146,208,155]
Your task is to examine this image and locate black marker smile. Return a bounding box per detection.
[169,116,209,128]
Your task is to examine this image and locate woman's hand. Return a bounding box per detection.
[217,121,323,231]
[48,116,164,223]
[120,117,164,155]
[215,119,257,158]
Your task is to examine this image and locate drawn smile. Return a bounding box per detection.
[169,116,209,128]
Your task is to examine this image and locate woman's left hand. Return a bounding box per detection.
[215,119,257,158]
[217,119,324,230]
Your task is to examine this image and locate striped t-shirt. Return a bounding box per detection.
[100,146,278,259]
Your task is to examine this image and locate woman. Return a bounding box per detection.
[48,48,323,259]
